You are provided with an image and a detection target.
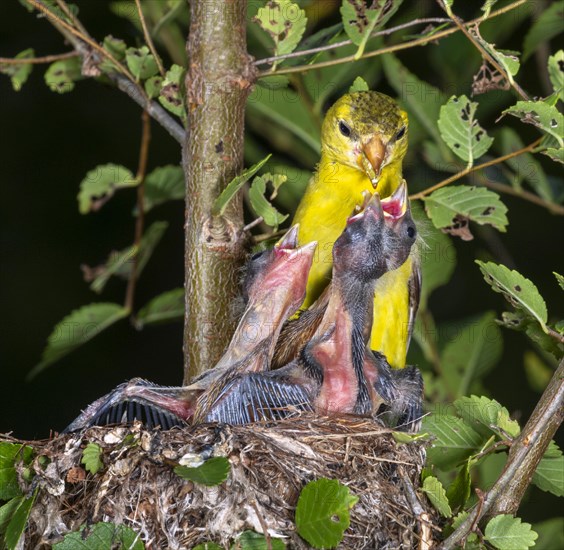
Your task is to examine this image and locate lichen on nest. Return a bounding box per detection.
[14,414,439,549]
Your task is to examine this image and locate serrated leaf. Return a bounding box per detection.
[422,476,452,517]
[3,492,36,550]
[446,461,471,510]
[254,0,307,67]
[533,518,564,550]
[213,155,271,216]
[0,48,34,91]
[441,314,503,398]
[532,443,564,497]
[0,443,33,500]
[555,272,564,291]
[78,163,137,214]
[422,414,487,470]
[53,522,144,549]
[249,175,288,229]
[423,186,508,238]
[29,303,129,378]
[476,261,548,332]
[548,50,564,102]
[99,35,127,73]
[81,443,103,474]
[341,0,403,59]
[295,478,358,549]
[232,530,286,550]
[504,100,564,148]
[454,396,520,440]
[174,457,230,486]
[159,64,185,118]
[438,95,493,167]
[126,46,158,80]
[523,1,564,61]
[542,147,564,164]
[484,515,537,549]
[349,76,369,92]
[45,57,82,93]
[140,165,184,212]
[136,288,184,328]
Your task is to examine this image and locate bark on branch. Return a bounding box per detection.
[183,0,257,381]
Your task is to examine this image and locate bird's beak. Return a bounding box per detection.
[358,135,386,187]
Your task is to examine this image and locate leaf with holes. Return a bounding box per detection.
[78,163,137,214]
[81,443,103,475]
[422,476,452,518]
[423,186,508,238]
[136,288,184,328]
[159,64,185,118]
[53,522,145,549]
[249,175,289,229]
[476,261,548,332]
[99,35,127,73]
[29,303,129,379]
[45,57,83,93]
[126,46,159,80]
[295,478,358,549]
[438,95,493,167]
[0,48,34,91]
[504,101,564,148]
[484,515,538,549]
[174,457,230,487]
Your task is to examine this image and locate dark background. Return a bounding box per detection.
[1,0,562,523]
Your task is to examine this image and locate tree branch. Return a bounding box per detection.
[134,0,166,77]
[0,51,78,64]
[439,358,564,549]
[183,0,256,381]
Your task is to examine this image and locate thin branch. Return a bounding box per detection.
[134,0,166,76]
[257,0,528,77]
[440,358,564,549]
[546,326,564,345]
[253,17,451,67]
[0,51,78,65]
[125,111,151,313]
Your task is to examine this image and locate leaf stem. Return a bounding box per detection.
[0,51,78,65]
[257,0,528,78]
[134,0,166,77]
[125,111,151,313]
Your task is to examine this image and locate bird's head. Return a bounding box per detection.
[333,181,416,282]
[243,225,317,308]
[321,91,408,191]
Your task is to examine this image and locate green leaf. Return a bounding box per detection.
[0,48,34,91]
[532,443,564,497]
[341,0,403,59]
[504,100,564,148]
[109,1,141,28]
[29,303,129,378]
[533,518,564,550]
[0,443,33,500]
[140,165,184,212]
[476,261,548,331]
[3,492,36,550]
[135,288,184,328]
[53,522,145,549]
[454,396,520,439]
[213,155,271,216]
[232,531,286,550]
[144,75,163,99]
[349,76,369,92]
[438,95,493,167]
[446,461,471,510]
[193,543,222,550]
[542,147,564,165]
[78,163,137,214]
[481,0,498,18]
[422,414,486,470]
[81,443,103,475]
[523,350,553,392]
[422,476,452,517]
[555,272,564,292]
[249,175,289,229]
[254,0,307,66]
[174,457,230,487]
[295,478,358,549]
[45,57,83,93]
[0,498,22,539]
[484,515,537,549]
[523,1,564,61]
[548,50,564,102]
[99,35,127,73]
[423,186,508,238]
[441,313,503,398]
[159,64,185,118]
[126,46,159,81]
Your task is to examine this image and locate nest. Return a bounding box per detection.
[11,415,440,549]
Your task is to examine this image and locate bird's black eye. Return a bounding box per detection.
[251,251,264,261]
[339,120,352,137]
[407,225,416,239]
[396,126,406,140]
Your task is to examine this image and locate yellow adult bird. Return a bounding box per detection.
[292,91,420,370]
